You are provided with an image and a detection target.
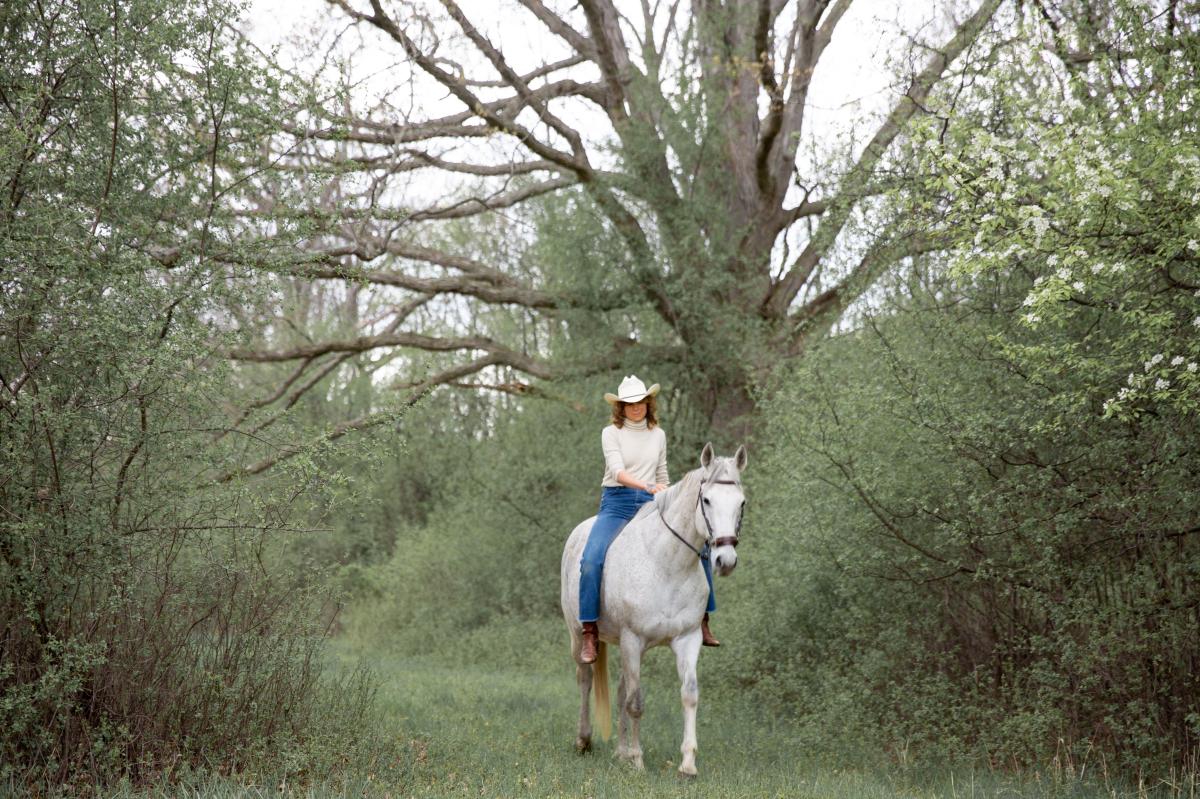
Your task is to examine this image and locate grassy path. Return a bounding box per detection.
[319,640,1130,799]
[97,629,1172,798]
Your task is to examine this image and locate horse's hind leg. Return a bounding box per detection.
[671,630,703,777]
[575,662,593,753]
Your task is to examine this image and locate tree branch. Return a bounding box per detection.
[229,330,555,379]
[762,0,1002,318]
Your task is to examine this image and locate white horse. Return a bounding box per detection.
[560,442,747,777]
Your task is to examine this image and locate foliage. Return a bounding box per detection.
[703,8,1200,770]
[906,1,1200,420]
[729,258,1199,770]
[0,0,370,787]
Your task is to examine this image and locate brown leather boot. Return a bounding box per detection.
[579,621,599,663]
[701,613,720,647]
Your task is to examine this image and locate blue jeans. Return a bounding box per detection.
[578,485,716,622]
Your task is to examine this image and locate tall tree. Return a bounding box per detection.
[229,0,1005,440]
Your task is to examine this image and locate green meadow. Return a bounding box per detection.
[82,620,1197,799]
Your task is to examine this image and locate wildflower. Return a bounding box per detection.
[1152,354,1164,365]
[1189,240,1199,252]
[1155,378,1170,390]
[1189,363,1199,373]
[1171,356,1185,366]
[1072,281,1085,292]
[1194,316,1200,328]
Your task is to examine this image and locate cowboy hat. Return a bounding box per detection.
[604,375,660,405]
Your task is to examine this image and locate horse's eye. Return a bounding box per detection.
[702,497,710,505]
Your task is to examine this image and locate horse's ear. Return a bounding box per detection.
[700,442,714,469]
[734,444,748,473]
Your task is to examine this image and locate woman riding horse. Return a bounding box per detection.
[577,375,719,664]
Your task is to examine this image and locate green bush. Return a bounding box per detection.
[720,266,1200,771]
[0,0,373,787]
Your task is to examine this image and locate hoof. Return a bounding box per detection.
[677,766,698,779]
[615,750,644,770]
[575,736,592,754]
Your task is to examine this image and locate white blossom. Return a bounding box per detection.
[1072,281,1085,292]
[1171,355,1185,366]
[1155,378,1170,390]
[1188,362,1198,373]
[1152,354,1165,365]
[1188,239,1199,252]
[1057,268,1071,280]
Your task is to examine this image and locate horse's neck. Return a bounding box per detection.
[643,472,706,572]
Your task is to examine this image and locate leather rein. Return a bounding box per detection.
[657,478,743,560]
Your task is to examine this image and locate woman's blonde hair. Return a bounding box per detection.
[611,395,658,429]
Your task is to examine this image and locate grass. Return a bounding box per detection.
[73,617,1198,798]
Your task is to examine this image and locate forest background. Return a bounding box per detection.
[2,0,1198,795]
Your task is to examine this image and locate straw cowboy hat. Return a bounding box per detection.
[604,375,660,405]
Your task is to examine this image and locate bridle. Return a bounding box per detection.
[657,477,744,560]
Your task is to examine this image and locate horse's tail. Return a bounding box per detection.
[593,641,611,741]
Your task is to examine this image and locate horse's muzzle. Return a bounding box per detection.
[712,538,738,577]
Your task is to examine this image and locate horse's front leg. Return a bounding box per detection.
[670,629,703,777]
[616,672,629,755]
[616,630,645,770]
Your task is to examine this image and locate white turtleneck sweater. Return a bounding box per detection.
[600,418,669,489]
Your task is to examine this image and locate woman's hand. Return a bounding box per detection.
[647,483,668,494]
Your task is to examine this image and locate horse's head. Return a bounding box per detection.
[694,442,747,577]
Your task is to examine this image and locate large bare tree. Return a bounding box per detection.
[234,0,1005,442]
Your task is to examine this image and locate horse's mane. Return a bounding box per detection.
[630,456,741,525]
